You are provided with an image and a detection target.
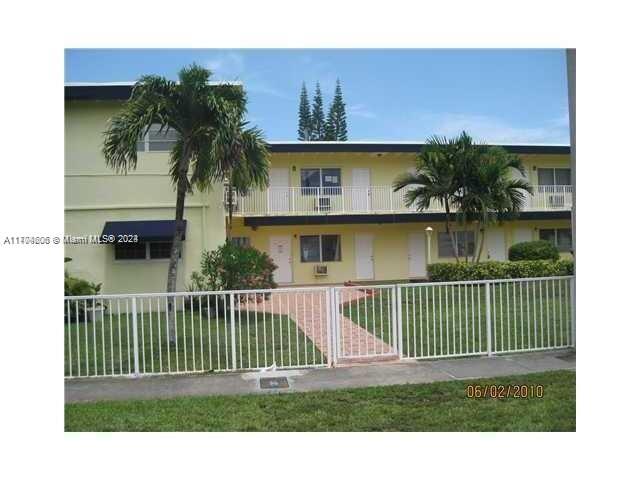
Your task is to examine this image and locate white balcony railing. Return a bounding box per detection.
[224,185,573,217]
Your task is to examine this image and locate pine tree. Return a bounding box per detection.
[297,82,312,140]
[334,79,348,141]
[325,79,348,141]
[325,101,337,141]
[310,82,325,141]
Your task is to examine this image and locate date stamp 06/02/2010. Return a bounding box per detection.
[466,384,545,399]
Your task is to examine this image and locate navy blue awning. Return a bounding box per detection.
[101,220,186,242]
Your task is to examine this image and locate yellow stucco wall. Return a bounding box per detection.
[65,100,571,292]
[268,151,570,189]
[229,217,572,286]
[64,101,226,294]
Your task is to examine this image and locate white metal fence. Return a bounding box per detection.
[64,276,575,378]
[396,276,575,360]
[64,288,331,378]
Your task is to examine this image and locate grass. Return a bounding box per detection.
[64,370,575,432]
[342,279,573,357]
[64,296,324,377]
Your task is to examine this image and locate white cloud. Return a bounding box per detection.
[206,52,245,79]
[206,52,292,100]
[246,81,291,100]
[348,103,377,120]
[411,112,569,144]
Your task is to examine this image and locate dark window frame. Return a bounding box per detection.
[231,237,251,248]
[437,231,476,258]
[300,234,342,263]
[114,242,147,260]
[538,168,571,186]
[539,228,572,252]
[300,168,342,195]
[136,124,179,152]
[114,241,181,261]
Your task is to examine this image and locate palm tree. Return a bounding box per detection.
[393,135,462,262]
[461,146,532,263]
[220,119,270,239]
[394,132,532,264]
[102,64,263,343]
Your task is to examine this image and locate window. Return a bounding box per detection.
[136,124,179,152]
[149,241,173,259]
[114,242,147,260]
[438,231,475,258]
[300,235,341,262]
[321,235,341,262]
[114,241,180,260]
[538,168,571,186]
[539,228,572,252]
[231,237,251,248]
[300,168,341,195]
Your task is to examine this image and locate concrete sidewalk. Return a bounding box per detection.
[65,349,575,404]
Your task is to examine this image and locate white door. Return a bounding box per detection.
[355,234,374,280]
[269,236,292,284]
[486,229,506,261]
[269,168,290,213]
[408,233,426,278]
[513,227,533,245]
[351,168,370,212]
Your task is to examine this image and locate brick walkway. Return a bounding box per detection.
[239,288,396,362]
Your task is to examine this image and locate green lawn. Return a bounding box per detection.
[65,370,575,432]
[65,297,324,377]
[342,280,573,357]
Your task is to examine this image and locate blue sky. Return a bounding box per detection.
[65,49,569,144]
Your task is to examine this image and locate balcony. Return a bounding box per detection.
[224,185,573,217]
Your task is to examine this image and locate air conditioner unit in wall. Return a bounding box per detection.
[314,264,328,276]
[315,196,331,212]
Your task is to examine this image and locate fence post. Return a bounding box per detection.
[333,288,341,364]
[325,288,334,367]
[131,297,140,376]
[570,276,576,348]
[229,293,237,370]
[391,286,399,357]
[396,284,403,358]
[485,282,493,356]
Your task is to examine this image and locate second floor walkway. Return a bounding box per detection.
[225,185,573,217]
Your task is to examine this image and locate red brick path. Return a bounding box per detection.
[239,288,396,363]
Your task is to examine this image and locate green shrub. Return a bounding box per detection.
[64,271,103,321]
[428,259,574,282]
[508,240,559,261]
[64,271,102,297]
[189,242,277,295]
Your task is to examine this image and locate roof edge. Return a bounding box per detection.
[267,142,570,155]
[65,81,243,101]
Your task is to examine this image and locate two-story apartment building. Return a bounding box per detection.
[65,83,573,293]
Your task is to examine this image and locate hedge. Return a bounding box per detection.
[508,240,560,261]
[428,260,574,282]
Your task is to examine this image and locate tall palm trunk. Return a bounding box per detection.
[226,180,234,241]
[166,147,190,344]
[461,210,469,263]
[444,199,460,262]
[476,224,485,263]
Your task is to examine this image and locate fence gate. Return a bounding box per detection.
[332,285,399,363]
